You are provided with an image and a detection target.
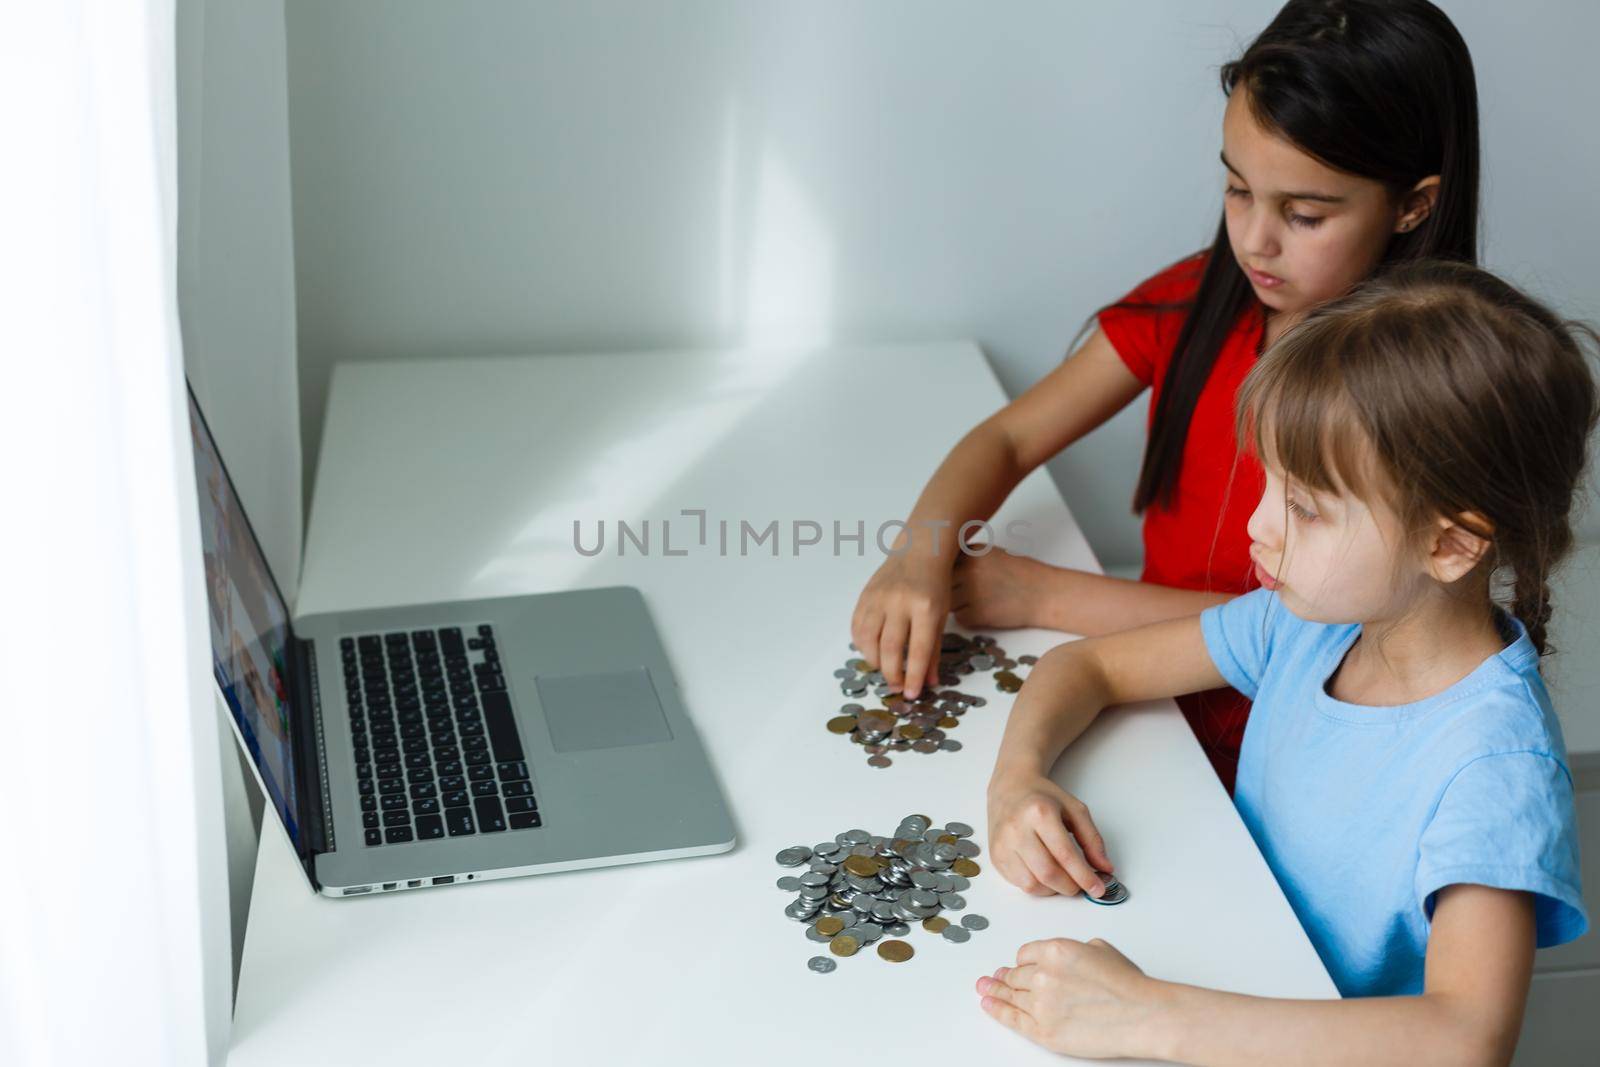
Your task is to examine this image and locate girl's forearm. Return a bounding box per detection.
[1145,982,1506,1067]
[897,422,1028,565]
[1034,567,1233,636]
[989,645,1110,783]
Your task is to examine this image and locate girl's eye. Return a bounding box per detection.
[1287,210,1324,229]
[1286,497,1319,522]
[1225,185,1251,200]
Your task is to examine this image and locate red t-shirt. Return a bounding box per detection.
[1097,252,1266,792]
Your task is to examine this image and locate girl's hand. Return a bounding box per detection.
[975,939,1166,1060]
[850,549,952,699]
[950,547,1048,630]
[987,773,1114,898]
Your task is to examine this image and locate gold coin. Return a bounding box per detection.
[921,916,950,933]
[873,856,891,870]
[877,939,915,963]
[938,716,959,728]
[826,716,858,734]
[815,916,845,936]
[884,693,904,705]
[994,670,1023,693]
[843,855,879,878]
[898,724,924,740]
[936,834,958,845]
[829,934,861,957]
[951,858,981,878]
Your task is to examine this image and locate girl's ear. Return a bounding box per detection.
[1427,511,1493,584]
[1395,175,1441,234]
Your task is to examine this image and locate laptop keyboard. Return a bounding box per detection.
[340,624,543,846]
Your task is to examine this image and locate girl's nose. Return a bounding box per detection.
[1241,207,1280,260]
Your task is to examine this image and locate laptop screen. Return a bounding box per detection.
[188,387,303,849]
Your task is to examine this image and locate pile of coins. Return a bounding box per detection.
[775,814,991,973]
[827,634,1040,767]
[1085,869,1129,906]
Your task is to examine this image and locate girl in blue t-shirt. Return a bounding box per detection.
[978,260,1594,1064]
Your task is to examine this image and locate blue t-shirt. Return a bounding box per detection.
[1200,588,1588,997]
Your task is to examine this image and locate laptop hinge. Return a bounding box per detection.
[292,634,335,860]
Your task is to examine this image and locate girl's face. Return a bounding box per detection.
[1221,87,1414,316]
[1245,461,1420,625]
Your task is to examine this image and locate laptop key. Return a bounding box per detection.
[365,829,382,846]
[480,691,522,757]
[508,811,542,830]
[474,796,506,833]
[502,780,532,797]
[470,780,498,797]
[497,761,529,781]
[464,749,491,766]
[363,811,380,828]
[413,798,440,815]
[409,782,437,800]
[504,796,538,814]
[468,765,494,782]
[415,814,445,840]
[358,778,375,796]
[383,809,410,827]
[378,778,405,795]
[361,795,377,812]
[442,789,468,808]
[381,794,408,811]
[445,807,476,836]
[384,826,414,844]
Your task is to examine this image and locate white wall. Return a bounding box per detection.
[283,0,1600,569]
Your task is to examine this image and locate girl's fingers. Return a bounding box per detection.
[903,611,937,699]
[877,613,910,689]
[1035,815,1106,897]
[1018,837,1082,898]
[979,995,1033,1034]
[1064,803,1114,874]
[854,607,884,670]
[976,974,1025,1007]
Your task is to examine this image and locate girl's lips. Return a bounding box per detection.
[1246,266,1285,289]
[1253,559,1280,591]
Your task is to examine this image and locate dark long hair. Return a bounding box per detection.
[1130,0,1481,514]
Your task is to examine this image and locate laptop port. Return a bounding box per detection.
[431,875,455,885]
[407,880,423,888]
[342,885,372,895]
[382,883,397,891]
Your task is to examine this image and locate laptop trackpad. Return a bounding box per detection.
[535,666,674,752]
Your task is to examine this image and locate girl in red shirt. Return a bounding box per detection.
[850,0,1483,796]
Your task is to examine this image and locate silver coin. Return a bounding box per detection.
[944,821,974,838]
[805,924,831,943]
[939,892,966,911]
[842,828,872,845]
[807,956,838,974]
[1085,881,1128,906]
[776,876,802,891]
[853,922,884,942]
[886,922,910,936]
[941,925,972,943]
[910,870,940,889]
[969,654,995,671]
[776,846,812,867]
[839,703,865,714]
[798,871,829,888]
[954,840,981,858]
[960,914,989,931]
[938,739,963,752]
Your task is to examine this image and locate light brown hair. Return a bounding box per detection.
[1236,259,1599,655]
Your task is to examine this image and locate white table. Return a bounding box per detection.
[229,342,1335,1065]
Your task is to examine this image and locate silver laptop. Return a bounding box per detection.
[189,384,736,897]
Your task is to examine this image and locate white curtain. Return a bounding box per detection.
[0,2,232,1064]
